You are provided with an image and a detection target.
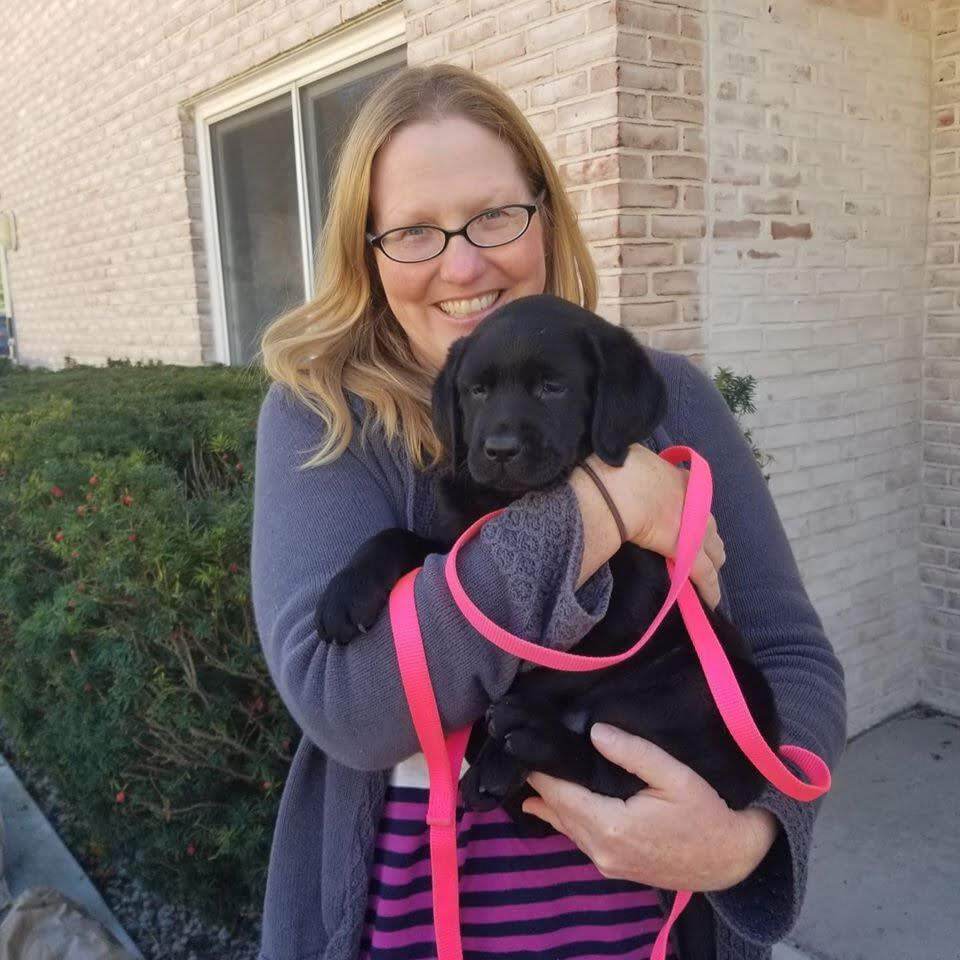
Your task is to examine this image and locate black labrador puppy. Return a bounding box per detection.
[315,295,779,953]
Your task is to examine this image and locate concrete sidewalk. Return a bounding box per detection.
[775,707,960,960]
[0,752,142,957]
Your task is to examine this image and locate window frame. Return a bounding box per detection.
[192,5,405,365]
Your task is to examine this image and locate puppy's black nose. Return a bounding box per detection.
[483,433,521,463]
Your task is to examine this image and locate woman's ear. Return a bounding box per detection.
[584,320,667,467]
[430,337,467,475]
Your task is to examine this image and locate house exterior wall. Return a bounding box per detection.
[0,0,378,368]
[0,0,953,731]
[706,0,931,736]
[924,0,960,715]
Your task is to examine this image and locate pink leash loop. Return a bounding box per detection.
[388,446,831,960]
[438,447,712,673]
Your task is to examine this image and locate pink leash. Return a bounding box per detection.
[387,446,831,960]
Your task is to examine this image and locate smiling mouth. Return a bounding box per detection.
[436,290,503,321]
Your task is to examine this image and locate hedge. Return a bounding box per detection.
[0,358,296,927]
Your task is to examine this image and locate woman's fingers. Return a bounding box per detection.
[690,547,721,610]
[703,514,726,569]
[696,515,726,609]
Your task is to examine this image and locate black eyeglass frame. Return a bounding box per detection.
[366,189,547,263]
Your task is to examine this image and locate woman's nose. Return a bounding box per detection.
[438,235,487,285]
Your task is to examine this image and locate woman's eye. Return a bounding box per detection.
[470,384,488,400]
[540,381,566,396]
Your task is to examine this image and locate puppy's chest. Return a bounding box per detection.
[417,470,510,544]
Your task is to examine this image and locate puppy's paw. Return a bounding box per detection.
[487,702,598,788]
[485,695,540,742]
[501,725,569,774]
[314,566,390,644]
[459,763,503,811]
[460,744,527,811]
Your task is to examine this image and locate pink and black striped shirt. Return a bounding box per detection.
[359,755,672,960]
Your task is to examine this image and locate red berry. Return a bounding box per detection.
[128,533,137,542]
[228,562,239,574]
[261,781,271,791]
[115,791,125,804]
[51,485,64,498]
[235,462,244,473]
[71,550,79,559]
[76,505,86,516]
[121,494,133,507]
[54,531,65,542]
[186,843,196,856]
[89,475,99,486]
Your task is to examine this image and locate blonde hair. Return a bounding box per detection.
[258,63,598,471]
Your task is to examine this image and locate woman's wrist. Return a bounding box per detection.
[580,448,651,545]
[577,460,629,543]
[720,807,780,890]
[568,463,625,588]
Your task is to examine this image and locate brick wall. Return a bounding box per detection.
[408,0,709,361]
[706,0,931,735]
[0,0,381,368]
[924,0,960,714]
[3,0,956,729]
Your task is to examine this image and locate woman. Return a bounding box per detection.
[252,64,846,960]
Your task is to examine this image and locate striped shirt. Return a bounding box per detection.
[359,754,672,960]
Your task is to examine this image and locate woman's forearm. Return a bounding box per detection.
[569,464,625,589]
[569,445,684,589]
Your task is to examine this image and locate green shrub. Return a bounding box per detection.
[713,366,773,480]
[0,360,297,928]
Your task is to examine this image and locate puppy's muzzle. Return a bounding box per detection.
[483,432,521,464]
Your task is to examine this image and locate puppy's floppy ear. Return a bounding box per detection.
[584,320,667,466]
[430,336,468,475]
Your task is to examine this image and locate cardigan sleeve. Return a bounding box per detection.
[661,353,847,945]
[251,382,613,772]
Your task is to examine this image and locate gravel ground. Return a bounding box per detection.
[0,718,262,960]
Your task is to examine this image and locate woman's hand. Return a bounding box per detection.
[521,723,779,892]
[586,445,726,610]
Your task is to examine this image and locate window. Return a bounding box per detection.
[195,10,405,366]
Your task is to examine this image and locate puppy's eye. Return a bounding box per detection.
[469,384,488,400]
[539,380,566,397]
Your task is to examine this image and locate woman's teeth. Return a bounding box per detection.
[437,291,501,318]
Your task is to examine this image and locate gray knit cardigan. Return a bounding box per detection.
[250,347,847,960]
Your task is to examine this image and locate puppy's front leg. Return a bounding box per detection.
[315,528,446,644]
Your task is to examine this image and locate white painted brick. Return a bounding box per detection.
[708,0,936,723]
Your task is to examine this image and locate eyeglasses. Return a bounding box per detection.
[367,189,546,264]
